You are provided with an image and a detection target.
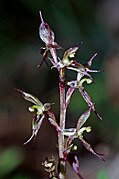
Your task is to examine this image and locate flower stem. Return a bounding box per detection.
[58,68,66,179]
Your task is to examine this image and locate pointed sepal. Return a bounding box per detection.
[47,111,61,132]
[66,87,75,108]
[67,153,84,179]
[80,138,105,162]
[76,108,91,132]
[39,11,55,45]
[79,87,102,120]
[84,53,97,68]
[24,114,45,145]
[16,89,43,106]
[63,45,79,60]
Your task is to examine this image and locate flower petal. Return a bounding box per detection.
[24,114,45,145]
[84,53,97,67]
[28,105,44,115]
[63,45,79,61]
[47,111,61,132]
[80,138,105,161]
[67,80,78,88]
[38,48,49,68]
[23,133,35,145]
[65,136,76,149]
[39,11,55,45]
[49,47,58,64]
[63,144,74,160]
[66,87,75,108]
[79,87,102,120]
[76,108,91,131]
[67,66,93,81]
[63,128,76,137]
[67,153,84,179]
[44,103,54,111]
[48,118,61,132]
[16,89,43,106]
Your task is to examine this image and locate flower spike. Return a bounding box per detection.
[17,12,104,178]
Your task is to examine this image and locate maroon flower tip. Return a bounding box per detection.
[15,88,23,94]
[39,11,44,23]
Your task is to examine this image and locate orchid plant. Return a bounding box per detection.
[17,12,104,179]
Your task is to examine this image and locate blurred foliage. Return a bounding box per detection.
[0,147,23,178]
[97,169,108,179]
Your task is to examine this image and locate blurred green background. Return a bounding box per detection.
[0,0,119,178]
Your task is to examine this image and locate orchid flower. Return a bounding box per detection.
[17,89,54,144]
[42,156,58,178]
[38,11,61,67]
[67,53,101,81]
[63,108,104,162]
[67,77,102,120]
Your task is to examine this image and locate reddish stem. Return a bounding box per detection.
[58,68,66,179]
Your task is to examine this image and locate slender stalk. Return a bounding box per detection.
[50,45,66,178]
[58,68,66,179]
